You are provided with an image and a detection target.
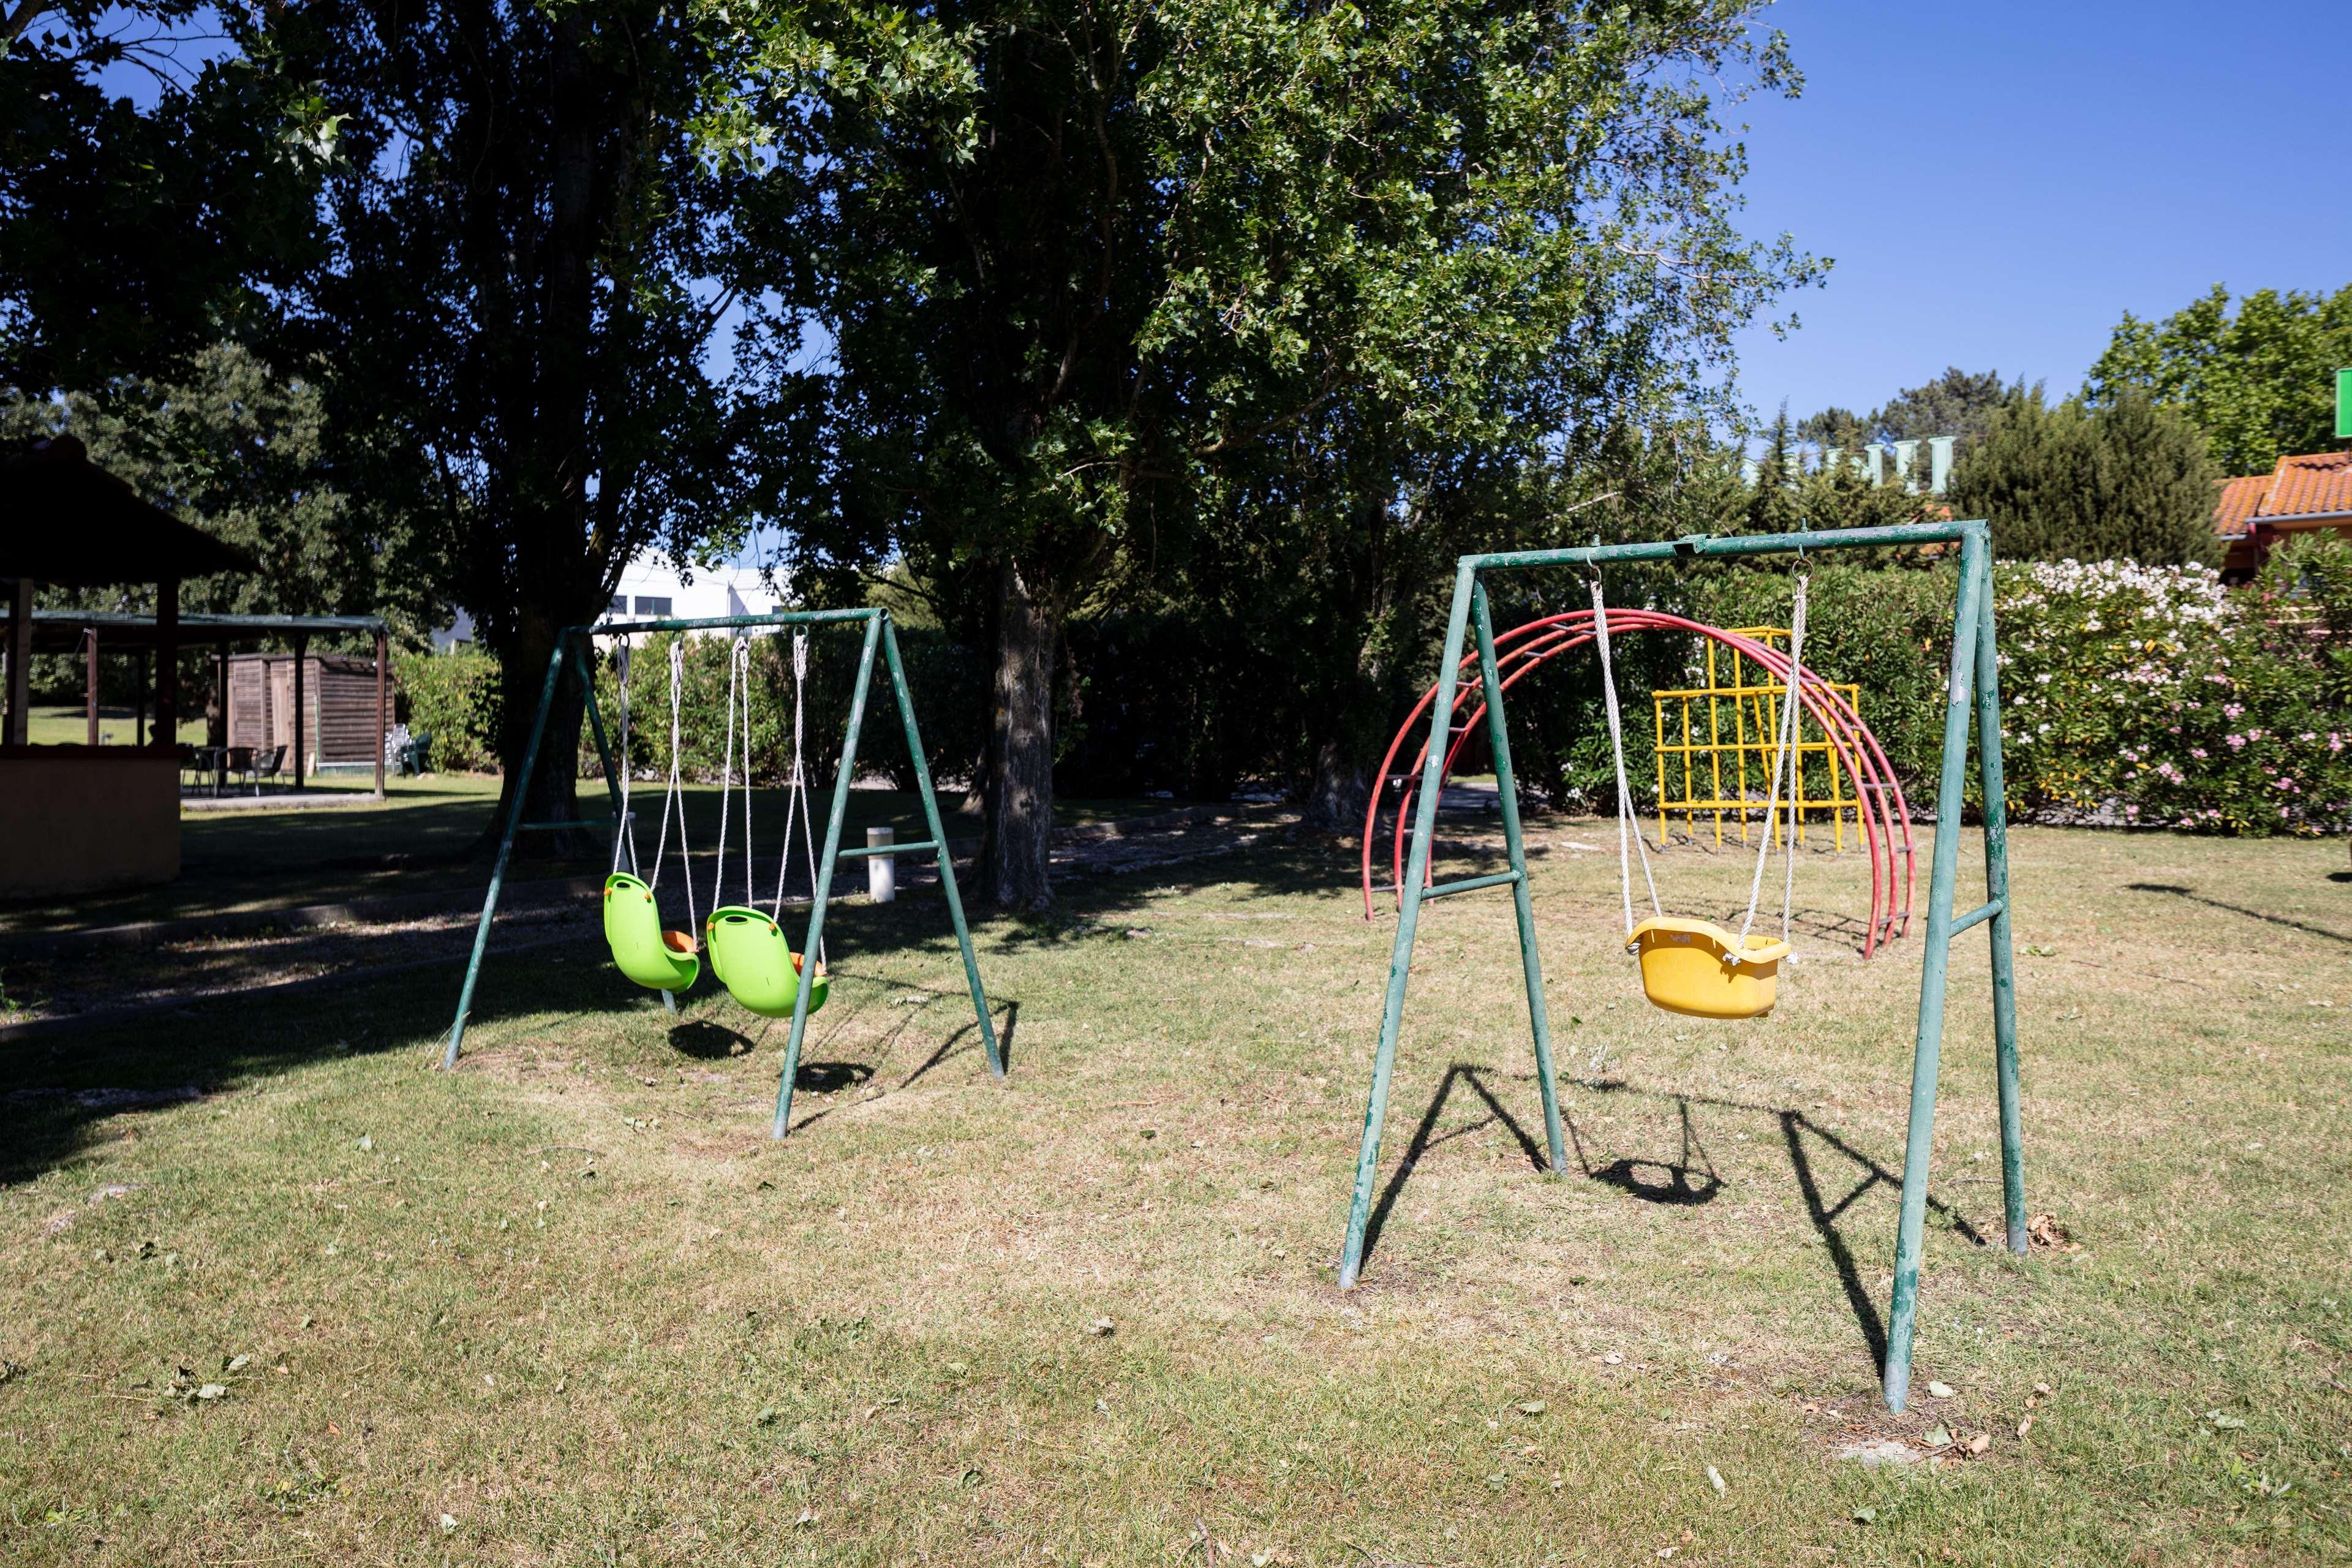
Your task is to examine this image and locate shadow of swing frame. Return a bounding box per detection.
[437,606,1004,1140]
[1338,518,2026,1414]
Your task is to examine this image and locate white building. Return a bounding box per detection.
[433,554,783,649]
[601,556,780,625]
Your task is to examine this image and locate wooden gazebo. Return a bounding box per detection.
[1,435,255,895]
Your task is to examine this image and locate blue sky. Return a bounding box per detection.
[1727,0,2351,426]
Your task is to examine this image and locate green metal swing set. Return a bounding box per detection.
[440,606,1002,1140]
[1345,518,2025,1413]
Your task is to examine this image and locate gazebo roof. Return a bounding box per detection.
[1,435,255,586]
[3,609,390,655]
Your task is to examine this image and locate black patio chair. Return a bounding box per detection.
[250,745,288,794]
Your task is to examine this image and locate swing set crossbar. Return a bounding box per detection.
[1340,518,2026,1419]
[438,608,1005,1145]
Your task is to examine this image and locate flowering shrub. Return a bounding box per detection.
[1996,541,2352,834]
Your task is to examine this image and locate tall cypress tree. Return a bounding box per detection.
[1950,389,2217,565]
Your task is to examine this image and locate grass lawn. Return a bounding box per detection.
[1,821,2346,1564]
[0,776,1191,936]
[22,704,206,748]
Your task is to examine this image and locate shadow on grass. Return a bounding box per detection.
[0,885,1031,1188]
[1359,1065,1548,1263]
[668,1019,759,1060]
[1355,1065,1988,1379]
[1567,1096,1722,1207]
[2125,881,2350,946]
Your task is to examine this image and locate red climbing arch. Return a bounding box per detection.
[1359,610,1917,956]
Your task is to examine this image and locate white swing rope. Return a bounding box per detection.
[608,639,640,877]
[770,631,825,967]
[712,635,757,913]
[1732,573,1809,960]
[648,639,696,940]
[1589,577,1664,937]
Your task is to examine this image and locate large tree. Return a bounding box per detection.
[1,2,328,391]
[2087,283,2352,477]
[1796,368,2015,458]
[274,0,790,840]
[709,0,1818,903]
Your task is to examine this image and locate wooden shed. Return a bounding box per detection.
[227,651,386,768]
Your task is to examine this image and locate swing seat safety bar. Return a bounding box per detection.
[439,607,1006,1148]
[1338,518,2027,1423]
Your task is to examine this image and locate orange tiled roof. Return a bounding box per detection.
[2212,474,2269,538]
[2262,449,2352,519]
[2212,449,2352,537]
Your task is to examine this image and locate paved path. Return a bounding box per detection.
[0,804,1301,1038]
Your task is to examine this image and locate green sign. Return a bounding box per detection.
[2339,367,2352,440]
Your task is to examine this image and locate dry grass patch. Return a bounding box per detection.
[1,822,2346,1564]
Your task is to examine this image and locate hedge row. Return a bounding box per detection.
[400,535,2352,839]
[1498,537,2351,836]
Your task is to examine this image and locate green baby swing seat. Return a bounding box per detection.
[705,906,829,1018]
[602,872,699,992]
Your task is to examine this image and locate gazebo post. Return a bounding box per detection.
[135,648,148,747]
[217,639,231,791]
[373,626,387,799]
[292,634,308,791]
[85,627,99,744]
[154,578,178,750]
[4,576,30,746]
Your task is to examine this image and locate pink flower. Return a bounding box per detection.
[2189,748,2207,760]
[2225,734,2247,751]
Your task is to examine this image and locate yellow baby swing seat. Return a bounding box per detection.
[1591,571,1810,1021]
[1626,917,1790,1019]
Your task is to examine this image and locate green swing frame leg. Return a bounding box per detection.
[1473,581,1569,1178]
[1883,530,2028,1409]
[1335,521,2024,1416]
[444,642,588,1068]
[443,610,1000,1106]
[771,614,1003,1137]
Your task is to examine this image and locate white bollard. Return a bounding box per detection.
[867,826,895,903]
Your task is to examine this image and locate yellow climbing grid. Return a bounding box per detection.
[1650,626,1862,850]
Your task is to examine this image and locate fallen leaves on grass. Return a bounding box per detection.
[2026,1212,2075,1251]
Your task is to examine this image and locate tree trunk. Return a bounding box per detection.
[486,601,588,859]
[976,559,1059,910]
[1302,737,1369,833]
